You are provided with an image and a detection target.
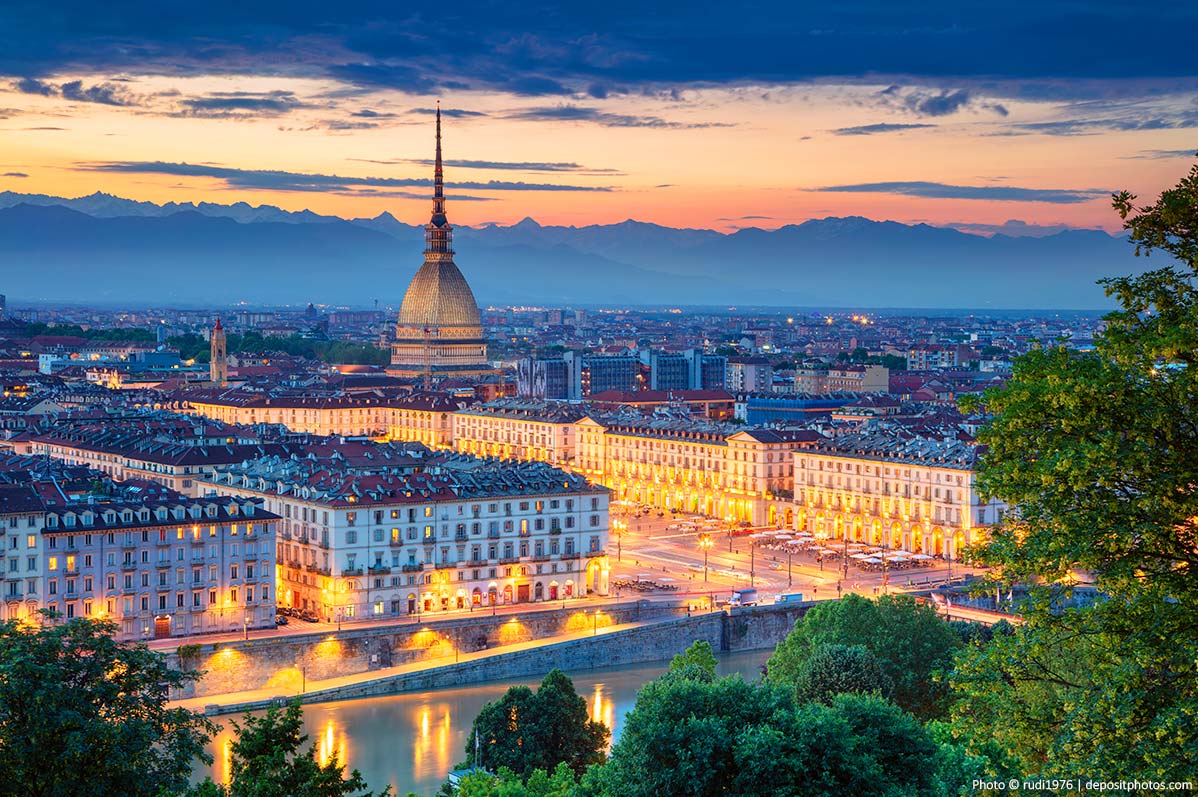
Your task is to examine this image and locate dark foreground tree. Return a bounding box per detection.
[767,593,960,718]
[953,157,1198,779]
[0,614,214,797]
[193,700,388,797]
[465,669,608,780]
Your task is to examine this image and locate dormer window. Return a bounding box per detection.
[63,514,75,527]
[155,507,168,520]
[81,512,94,526]
[103,511,116,524]
[46,514,58,528]
[136,509,148,522]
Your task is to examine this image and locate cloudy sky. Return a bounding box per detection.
[1,1,1195,232]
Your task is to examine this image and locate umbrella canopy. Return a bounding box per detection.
[864,557,884,564]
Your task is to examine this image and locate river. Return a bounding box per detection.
[200,649,771,796]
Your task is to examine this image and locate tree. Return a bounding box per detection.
[767,594,960,718]
[467,670,607,780]
[952,157,1198,780]
[0,614,214,797]
[668,640,718,679]
[792,643,891,705]
[193,700,387,797]
[596,670,947,797]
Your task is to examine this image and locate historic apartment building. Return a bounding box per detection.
[3,486,278,640]
[574,415,820,526]
[792,431,1006,559]
[183,390,460,449]
[451,399,588,468]
[793,365,889,395]
[199,457,609,621]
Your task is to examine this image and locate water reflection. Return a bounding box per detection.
[201,650,768,796]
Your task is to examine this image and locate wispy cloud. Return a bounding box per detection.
[832,122,935,136]
[940,219,1099,237]
[504,104,732,129]
[353,157,620,174]
[77,160,615,194]
[1123,148,1198,160]
[2,172,29,178]
[1009,117,1198,136]
[809,181,1110,204]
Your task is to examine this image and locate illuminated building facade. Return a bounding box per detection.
[201,458,609,620]
[1,485,44,623]
[574,416,819,526]
[793,365,889,394]
[792,432,1005,558]
[210,317,228,385]
[451,400,587,467]
[39,496,278,640]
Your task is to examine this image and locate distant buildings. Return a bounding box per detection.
[793,365,889,394]
[725,357,773,393]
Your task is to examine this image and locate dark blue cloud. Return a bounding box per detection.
[180,91,304,116]
[11,76,135,104]
[2,172,29,177]
[1,2,1195,98]
[832,122,935,135]
[14,77,55,95]
[810,181,1110,204]
[78,160,614,193]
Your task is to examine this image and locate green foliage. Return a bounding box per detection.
[20,322,157,341]
[454,763,581,797]
[950,159,1198,780]
[0,614,214,797]
[667,640,718,679]
[467,670,608,780]
[793,643,891,704]
[595,670,945,797]
[767,594,961,718]
[194,700,387,797]
[169,331,389,366]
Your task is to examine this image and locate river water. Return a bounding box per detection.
[200,649,770,796]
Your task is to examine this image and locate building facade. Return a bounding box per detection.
[200,459,609,621]
[793,365,889,394]
[792,432,1005,559]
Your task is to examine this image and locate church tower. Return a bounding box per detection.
[390,106,490,381]
[209,317,228,385]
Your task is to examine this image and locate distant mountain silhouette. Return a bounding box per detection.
[0,191,1148,308]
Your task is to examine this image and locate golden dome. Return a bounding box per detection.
[396,260,482,330]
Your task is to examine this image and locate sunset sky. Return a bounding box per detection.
[1,1,1196,233]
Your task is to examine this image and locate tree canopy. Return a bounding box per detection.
[192,701,386,797]
[0,614,214,797]
[952,157,1198,780]
[466,669,608,780]
[767,594,960,719]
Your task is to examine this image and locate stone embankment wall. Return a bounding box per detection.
[171,599,688,699]
[292,604,810,707]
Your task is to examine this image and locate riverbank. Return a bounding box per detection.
[173,602,812,715]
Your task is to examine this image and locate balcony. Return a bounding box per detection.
[561,552,581,560]
[401,563,424,573]
[531,554,550,562]
[454,533,468,542]
[498,556,520,565]
[341,567,364,577]
[121,562,137,571]
[585,549,606,558]
[307,564,331,577]
[368,564,392,575]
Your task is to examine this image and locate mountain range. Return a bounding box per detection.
[0,190,1150,309]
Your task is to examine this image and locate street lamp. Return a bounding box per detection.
[698,533,713,583]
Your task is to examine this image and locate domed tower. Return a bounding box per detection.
[390,106,490,380]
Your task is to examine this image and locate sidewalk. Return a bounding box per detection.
[170,615,662,715]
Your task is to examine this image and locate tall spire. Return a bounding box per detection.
[425,101,453,257]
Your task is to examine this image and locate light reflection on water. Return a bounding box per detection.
[202,650,769,797]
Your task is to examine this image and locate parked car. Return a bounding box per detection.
[275,614,289,626]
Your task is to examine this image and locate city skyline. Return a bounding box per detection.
[1,2,1196,233]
